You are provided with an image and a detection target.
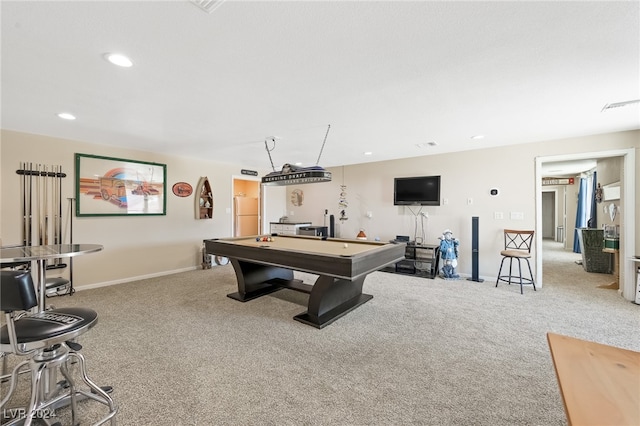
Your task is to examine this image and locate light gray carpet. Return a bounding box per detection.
[2,240,639,425]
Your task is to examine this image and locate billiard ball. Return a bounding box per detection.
[256,237,260,241]
[343,243,348,248]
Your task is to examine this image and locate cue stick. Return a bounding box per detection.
[20,162,26,246]
[68,197,75,294]
[44,165,49,246]
[53,165,58,245]
[57,165,63,247]
[27,162,33,246]
[37,164,43,245]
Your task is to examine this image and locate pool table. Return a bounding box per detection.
[204,235,405,328]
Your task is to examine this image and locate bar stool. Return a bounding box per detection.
[0,270,117,425]
[495,229,536,294]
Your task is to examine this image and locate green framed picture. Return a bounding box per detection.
[75,153,167,217]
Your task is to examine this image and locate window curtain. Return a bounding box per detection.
[587,171,598,228]
[573,177,588,253]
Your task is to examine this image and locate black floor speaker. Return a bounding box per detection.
[329,215,335,238]
[468,216,484,282]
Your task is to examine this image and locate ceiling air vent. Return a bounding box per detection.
[601,99,639,112]
[190,0,226,14]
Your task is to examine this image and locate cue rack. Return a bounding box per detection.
[15,162,74,295]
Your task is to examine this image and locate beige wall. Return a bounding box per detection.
[0,129,272,288]
[2,129,638,299]
[286,130,639,298]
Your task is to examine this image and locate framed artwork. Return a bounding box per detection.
[75,153,167,216]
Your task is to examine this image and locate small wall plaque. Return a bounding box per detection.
[172,182,193,197]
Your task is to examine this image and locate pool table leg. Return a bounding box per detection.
[227,259,296,302]
[294,275,371,329]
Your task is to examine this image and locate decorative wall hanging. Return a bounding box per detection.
[291,189,304,206]
[338,166,348,222]
[609,203,617,221]
[338,185,348,222]
[75,153,166,216]
[595,183,603,203]
[195,176,213,219]
[172,182,193,197]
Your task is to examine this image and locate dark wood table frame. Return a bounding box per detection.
[205,236,405,328]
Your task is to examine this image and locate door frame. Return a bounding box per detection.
[535,148,636,300]
[231,175,261,236]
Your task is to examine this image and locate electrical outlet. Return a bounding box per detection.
[443,198,449,205]
[494,211,504,220]
[467,198,473,205]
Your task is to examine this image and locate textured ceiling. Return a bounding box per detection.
[1,1,638,173]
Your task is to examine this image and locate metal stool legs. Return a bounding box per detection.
[496,256,536,294]
[0,344,117,426]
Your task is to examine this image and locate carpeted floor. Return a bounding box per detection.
[2,239,638,425]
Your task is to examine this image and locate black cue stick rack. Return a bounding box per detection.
[11,162,74,296]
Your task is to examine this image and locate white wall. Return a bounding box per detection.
[2,129,638,298]
[0,129,273,288]
[286,130,639,297]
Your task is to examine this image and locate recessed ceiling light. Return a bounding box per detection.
[57,112,76,120]
[294,162,302,166]
[363,152,373,156]
[416,141,437,148]
[103,53,133,67]
[471,135,485,140]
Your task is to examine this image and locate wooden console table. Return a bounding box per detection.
[547,332,640,426]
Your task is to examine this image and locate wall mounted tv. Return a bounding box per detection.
[394,175,441,206]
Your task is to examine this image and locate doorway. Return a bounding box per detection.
[231,176,260,237]
[541,191,556,240]
[535,149,636,301]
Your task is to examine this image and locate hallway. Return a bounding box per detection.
[542,238,616,291]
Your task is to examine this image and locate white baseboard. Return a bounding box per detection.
[73,266,199,292]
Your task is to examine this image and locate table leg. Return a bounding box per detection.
[294,275,371,329]
[226,259,373,328]
[227,259,296,302]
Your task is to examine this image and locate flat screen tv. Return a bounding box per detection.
[394,175,441,206]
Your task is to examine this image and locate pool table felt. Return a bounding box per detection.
[222,235,386,257]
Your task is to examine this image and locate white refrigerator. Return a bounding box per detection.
[234,197,259,236]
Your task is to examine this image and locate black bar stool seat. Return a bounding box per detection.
[0,307,97,350]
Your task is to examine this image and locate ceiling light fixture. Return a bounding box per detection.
[601,99,639,112]
[363,151,373,156]
[57,112,76,120]
[262,125,332,186]
[104,53,133,68]
[471,135,485,140]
